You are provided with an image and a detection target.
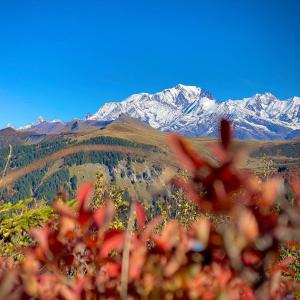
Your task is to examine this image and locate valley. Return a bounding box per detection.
[0,115,299,204]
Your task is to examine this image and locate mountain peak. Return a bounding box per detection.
[173,84,213,99]
[245,93,279,108]
[6,123,15,129]
[253,92,276,99]
[35,116,63,125]
[292,96,300,104]
[174,83,199,91]
[0,126,17,135]
[36,116,46,124]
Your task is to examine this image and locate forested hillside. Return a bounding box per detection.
[0,133,167,203]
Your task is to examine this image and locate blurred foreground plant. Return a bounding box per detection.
[0,119,299,299]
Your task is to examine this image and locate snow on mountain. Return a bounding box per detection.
[6,123,15,129]
[90,84,215,129]
[13,85,300,140]
[89,84,300,140]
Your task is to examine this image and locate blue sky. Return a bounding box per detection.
[0,0,299,128]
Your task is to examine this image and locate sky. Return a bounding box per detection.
[0,0,299,128]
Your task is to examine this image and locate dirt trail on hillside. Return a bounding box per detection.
[0,144,169,189]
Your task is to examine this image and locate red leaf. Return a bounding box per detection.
[100,231,125,258]
[76,183,94,227]
[269,257,295,275]
[31,226,49,255]
[167,133,207,172]
[104,262,121,277]
[77,182,93,211]
[97,262,121,285]
[242,250,261,266]
[47,232,64,256]
[129,245,146,280]
[241,286,256,300]
[94,200,115,228]
[73,277,91,300]
[84,235,98,249]
[277,257,294,269]
[254,211,278,234]
[62,254,74,266]
[153,221,182,252]
[153,236,172,252]
[77,210,94,226]
[291,178,300,208]
[94,207,105,227]
[135,202,146,228]
[291,178,300,198]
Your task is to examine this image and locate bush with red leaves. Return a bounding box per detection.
[0,119,300,300]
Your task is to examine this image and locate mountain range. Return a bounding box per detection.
[7,84,300,140]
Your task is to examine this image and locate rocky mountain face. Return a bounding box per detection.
[89,84,300,140]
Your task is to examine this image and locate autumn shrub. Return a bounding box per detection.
[0,119,300,299]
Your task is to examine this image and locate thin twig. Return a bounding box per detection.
[120,199,135,300]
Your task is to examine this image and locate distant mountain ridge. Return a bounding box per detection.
[89,84,300,140]
[18,117,112,135]
[0,127,46,148]
[7,84,300,140]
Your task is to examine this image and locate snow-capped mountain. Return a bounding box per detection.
[12,85,300,140]
[89,84,300,140]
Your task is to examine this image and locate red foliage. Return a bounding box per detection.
[0,119,299,299]
[134,202,146,228]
